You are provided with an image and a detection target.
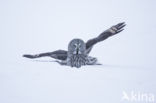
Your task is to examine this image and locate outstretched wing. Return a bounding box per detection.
[23,50,68,60]
[86,22,126,54]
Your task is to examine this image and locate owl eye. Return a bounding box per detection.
[73,44,77,48]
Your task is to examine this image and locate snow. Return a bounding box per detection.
[0,0,156,103]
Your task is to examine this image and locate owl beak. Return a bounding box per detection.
[76,48,79,54]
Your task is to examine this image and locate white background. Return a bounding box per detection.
[0,0,156,103]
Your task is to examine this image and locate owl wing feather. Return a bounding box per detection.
[86,22,126,54]
[23,50,67,60]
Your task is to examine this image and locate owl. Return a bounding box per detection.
[23,22,126,68]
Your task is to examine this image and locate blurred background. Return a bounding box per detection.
[0,0,156,103]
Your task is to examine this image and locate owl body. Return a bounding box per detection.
[66,39,97,68]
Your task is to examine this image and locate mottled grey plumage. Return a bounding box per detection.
[23,22,126,68]
[65,39,97,68]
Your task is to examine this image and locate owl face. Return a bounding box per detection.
[68,39,86,55]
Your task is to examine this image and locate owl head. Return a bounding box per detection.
[68,39,86,55]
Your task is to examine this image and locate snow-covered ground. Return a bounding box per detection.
[0,0,156,103]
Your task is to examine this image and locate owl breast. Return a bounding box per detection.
[67,54,88,68]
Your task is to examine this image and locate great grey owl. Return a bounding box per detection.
[23,22,126,68]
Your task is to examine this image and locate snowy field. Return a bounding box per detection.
[0,0,156,103]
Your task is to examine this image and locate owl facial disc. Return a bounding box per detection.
[68,39,86,55]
